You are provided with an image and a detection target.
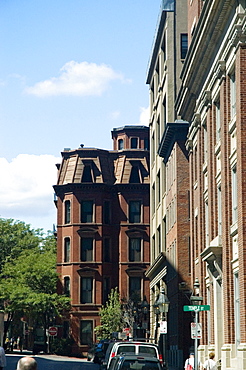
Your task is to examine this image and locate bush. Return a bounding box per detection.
[50,337,73,356]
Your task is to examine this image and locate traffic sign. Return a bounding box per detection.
[191,322,202,339]
[160,320,167,334]
[183,305,210,312]
[48,326,58,336]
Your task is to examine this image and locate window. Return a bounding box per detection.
[129,238,141,262]
[103,277,110,304]
[234,273,240,347]
[63,321,69,339]
[64,238,70,262]
[203,124,208,163]
[80,320,93,345]
[103,201,110,224]
[129,201,141,223]
[232,165,238,223]
[180,34,188,59]
[81,200,93,223]
[64,277,70,297]
[215,100,221,142]
[131,138,138,149]
[144,138,149,150]
[218,185,222,237]
[82,165,93,182]
[163,0,174,11]
[80,277,93,304]
[129,277,141,302]
[81,237,93,261]
[64,200,71,224]
[118,139,124,150]
[103,238,111,262]
[129,166,141,183]
[230,72,236,118]
[205,201,209,248]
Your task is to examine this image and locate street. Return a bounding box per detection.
[6,354,100,370]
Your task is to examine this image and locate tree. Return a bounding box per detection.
[0,218,43,273]
[0,221,70,343]
[94,288,124,340]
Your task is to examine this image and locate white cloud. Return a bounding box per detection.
[138,106,150,125]
[24,61,128,97]
[0,154,60,231]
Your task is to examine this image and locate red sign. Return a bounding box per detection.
[48,326,58,336]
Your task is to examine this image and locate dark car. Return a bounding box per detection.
[88,340,111,364]
[108,354,163,370]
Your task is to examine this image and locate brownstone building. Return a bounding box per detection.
[176,0,246,368]
[53,126,150,354]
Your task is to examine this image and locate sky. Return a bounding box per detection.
[0,0,161,233]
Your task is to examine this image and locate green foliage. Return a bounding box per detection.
[0,218,43,273]
[94,288,123,340]
[0,219,70,334]
[50,337,74,356]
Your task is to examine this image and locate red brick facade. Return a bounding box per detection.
[54,126,150,354]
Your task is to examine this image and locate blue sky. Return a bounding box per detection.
[0,0,161,232]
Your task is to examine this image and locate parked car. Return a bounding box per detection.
[103,341,162,369]
[108,354,163,370]
[87,340,111,364]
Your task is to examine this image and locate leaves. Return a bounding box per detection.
[94,288,124,340]
[0,218,70,331]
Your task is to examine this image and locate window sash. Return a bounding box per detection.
[81,238,93,261]
[129,238,141,262]
[80,277,93,304]
[129,201,141,223]
[64,238,70,262]
[81,201,93,223]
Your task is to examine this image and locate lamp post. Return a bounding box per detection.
[155,289,170,370]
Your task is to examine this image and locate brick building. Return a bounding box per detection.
[176,0,246,368]
[53,126,150,354]
[146,1,192,369]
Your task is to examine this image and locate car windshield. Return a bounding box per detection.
[121,360,160,370]
[139,346,156,356]
[116,345,135,354]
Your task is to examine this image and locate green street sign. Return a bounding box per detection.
[183,305,210,312]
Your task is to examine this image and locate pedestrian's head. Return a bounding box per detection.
[16,356,37,370]
[190,353,194,357]
[209,352,215,359]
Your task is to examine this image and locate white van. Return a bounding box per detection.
[104,341,162,369]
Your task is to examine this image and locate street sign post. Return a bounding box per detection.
[183,305,210,312]
[183,305,210,370]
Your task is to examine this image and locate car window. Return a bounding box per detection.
[139,346,157,356]
[108,357,119,370]
[120,360,161,370]
[116,345,135,354]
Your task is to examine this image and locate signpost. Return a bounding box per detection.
[183,305,210,370]
[48,326,58,336]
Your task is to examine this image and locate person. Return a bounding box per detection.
[16,356,37,370]
[184,353,194,370]
[203,352,217,370]
[0,346,6,370]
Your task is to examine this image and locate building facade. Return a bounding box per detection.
[146,1,192,369]
[53,126,150,354]
[176,0,246,368]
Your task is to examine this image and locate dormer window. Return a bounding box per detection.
[131,138,138,149]
[82,165,93,182]
[118,139,124,150]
